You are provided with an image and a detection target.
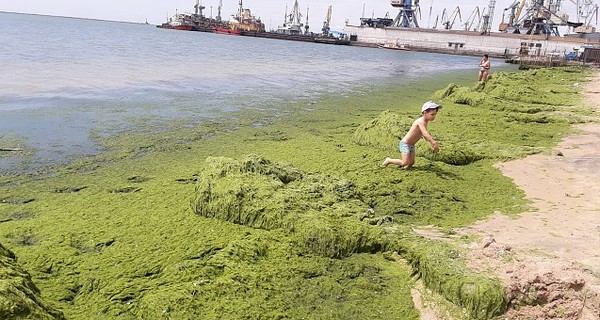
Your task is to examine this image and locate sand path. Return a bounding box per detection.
[458,71,600,319]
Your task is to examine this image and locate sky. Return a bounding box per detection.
[1,0,594,33]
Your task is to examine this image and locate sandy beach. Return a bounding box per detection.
[460,71,600,319]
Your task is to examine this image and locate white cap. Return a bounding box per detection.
[421,101,442,113]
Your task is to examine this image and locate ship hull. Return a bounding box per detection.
[213,27,241,35]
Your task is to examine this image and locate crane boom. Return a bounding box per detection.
[514,0,527,22]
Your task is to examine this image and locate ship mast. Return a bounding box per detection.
[238,0,243,21]
[217,0,222,21]
[194,0,205,17]
[305,5,310,34]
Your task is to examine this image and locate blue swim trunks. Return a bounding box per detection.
[399,141,416,154]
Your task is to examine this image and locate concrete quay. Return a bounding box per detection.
[343,25,596,59]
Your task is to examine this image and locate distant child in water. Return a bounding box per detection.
[382,101,441,169]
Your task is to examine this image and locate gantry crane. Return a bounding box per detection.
[391,0,420,28]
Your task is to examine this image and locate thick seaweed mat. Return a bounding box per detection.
[0,68,592,319]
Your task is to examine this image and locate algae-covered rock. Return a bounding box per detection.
[432,83,491,108]
[423,144,485,165]
[192,154,393,258]
[403,239,507,320]
[0,243,64,320]
[352,110,413,150]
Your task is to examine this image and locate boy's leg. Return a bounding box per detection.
[405,153,416,168]
[382,157,405,167]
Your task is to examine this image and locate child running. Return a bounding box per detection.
[382,101,441,169]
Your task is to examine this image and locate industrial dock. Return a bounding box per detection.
[158,0,600,64]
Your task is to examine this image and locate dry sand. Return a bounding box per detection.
[460,71,600,319]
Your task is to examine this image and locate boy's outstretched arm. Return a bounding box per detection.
[418,123,439,153]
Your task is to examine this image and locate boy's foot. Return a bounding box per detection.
[382,157,391,167]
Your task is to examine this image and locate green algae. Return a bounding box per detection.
[0,67,596,319]
[0,243,64,320]
[192,154,391,259]
[191,153,507,319]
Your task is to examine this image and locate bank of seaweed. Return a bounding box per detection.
[0,243,64,319]
[191,154,508,319]
[0,67,593,319]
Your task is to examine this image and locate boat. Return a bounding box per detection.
[229,0,265,32]
[211,1,264,36]
[378,41,410,51]
[212,26,242,35]
[156,10,195,31]
[276,0,305,35]
[157,0,227,32]
[239,3,349,45]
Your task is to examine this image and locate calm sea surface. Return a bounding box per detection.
[0,12,501,173]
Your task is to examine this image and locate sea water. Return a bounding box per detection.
[0,11,500,173]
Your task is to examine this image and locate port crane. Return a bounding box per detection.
[286,1,303,29]
[391,0,421,28]
[499,0,527,30]
[322,5,332,35]
[440,7,462,29]
[498,0,597,36]
[463,6,483,31]
[480,0,496,34]
[572,0,599,33]
[277,1,304,35]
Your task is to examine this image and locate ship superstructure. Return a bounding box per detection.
[229,0,265,32]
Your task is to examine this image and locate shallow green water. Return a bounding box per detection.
[0,67,593,319]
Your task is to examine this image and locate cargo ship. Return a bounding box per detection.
[157,0,227,32]
[240,1,350,45]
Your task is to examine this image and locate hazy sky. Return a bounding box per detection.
[1,0,589,32]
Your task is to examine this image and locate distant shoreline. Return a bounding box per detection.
[0,10,150,25]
